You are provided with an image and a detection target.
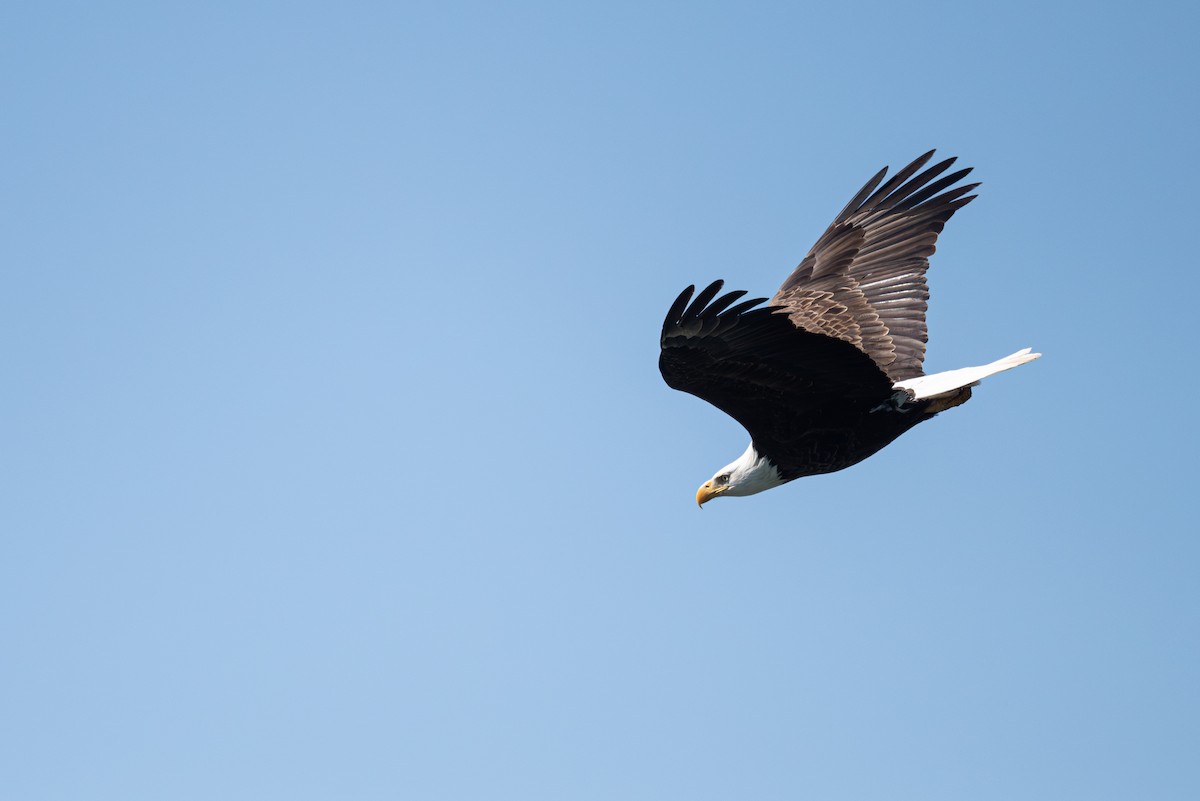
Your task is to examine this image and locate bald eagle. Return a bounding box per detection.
[659,151,1040,506]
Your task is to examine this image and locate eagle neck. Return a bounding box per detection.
[728,442,785,496]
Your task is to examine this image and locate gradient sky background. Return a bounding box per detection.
[4,2,1198,799]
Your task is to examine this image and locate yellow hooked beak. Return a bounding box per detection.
[696,480,727,507]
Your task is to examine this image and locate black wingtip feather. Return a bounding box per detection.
[704,289,750,317]
[662,285,696,339]
[683,280,725,321]
[894,167,975,211]
[835,165,890,221]
[876,151,938,195]
[721,296,770,318]
[928,182,981,206]
[882,157,959,208]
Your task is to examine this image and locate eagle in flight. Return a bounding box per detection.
[659,151,1040,506]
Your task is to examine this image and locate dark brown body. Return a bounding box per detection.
[762,387,970,481]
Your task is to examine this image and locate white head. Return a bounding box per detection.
[695,443,784,506]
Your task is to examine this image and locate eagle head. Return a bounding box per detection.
[696,443,783,507]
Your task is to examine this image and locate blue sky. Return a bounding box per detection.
[3,2,1198,799]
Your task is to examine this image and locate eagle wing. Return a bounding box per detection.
[659,281,893,447]
[772,151,979,382]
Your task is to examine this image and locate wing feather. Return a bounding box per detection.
[771,151,978,381]
[659,282,892,449]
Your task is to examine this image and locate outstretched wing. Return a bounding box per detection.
[659,281,892,447]
[772,150,979,382]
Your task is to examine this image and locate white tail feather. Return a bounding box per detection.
[895,348,1041,400]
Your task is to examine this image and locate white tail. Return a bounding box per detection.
[894,348,1041,400]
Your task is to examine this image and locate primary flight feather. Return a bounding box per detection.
[659,151,1040,506]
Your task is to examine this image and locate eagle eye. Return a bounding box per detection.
[716,474,730,485]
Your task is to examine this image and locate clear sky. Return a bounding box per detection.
[3,2,1198,799]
